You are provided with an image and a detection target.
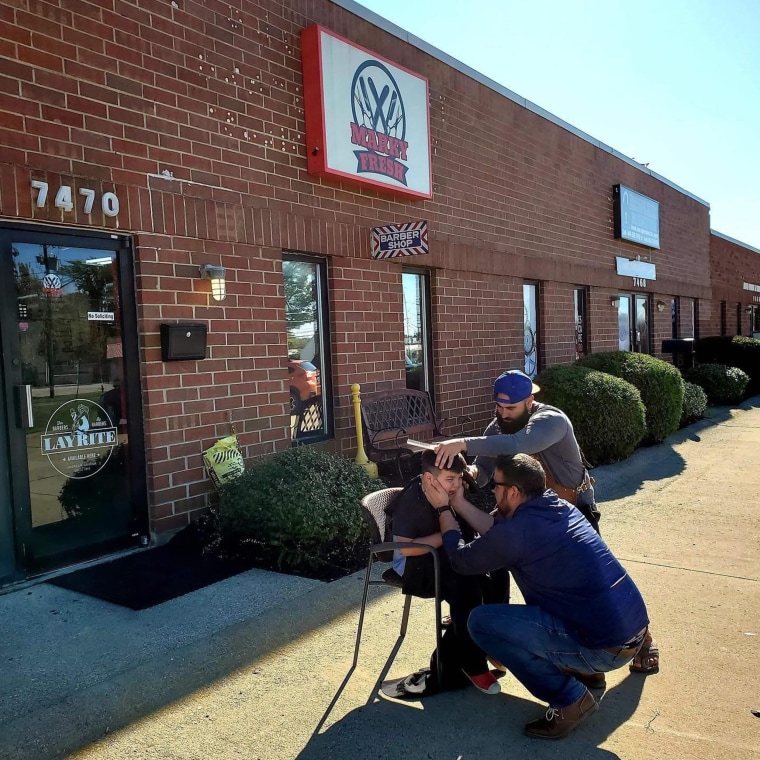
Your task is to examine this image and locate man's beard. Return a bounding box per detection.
[495,406,532,434]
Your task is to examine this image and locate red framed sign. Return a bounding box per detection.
[301,25,432,200]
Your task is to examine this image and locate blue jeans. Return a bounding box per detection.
[468,604,637,708]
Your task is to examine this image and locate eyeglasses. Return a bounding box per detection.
[490,479,522,493]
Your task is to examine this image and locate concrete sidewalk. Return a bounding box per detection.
[1,401,759,760]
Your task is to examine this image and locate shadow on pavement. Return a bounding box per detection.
[0,572,395,760]
[594,396,760,502]
[295,670,648,760]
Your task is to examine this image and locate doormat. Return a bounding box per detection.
[47,543,252,610]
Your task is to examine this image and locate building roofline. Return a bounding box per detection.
[711,229,760,255]
[333,0,710,209]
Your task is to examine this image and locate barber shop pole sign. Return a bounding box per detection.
[371,221,429,259]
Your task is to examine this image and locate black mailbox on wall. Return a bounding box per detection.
[160,323,208,362]
[662,337,695,370]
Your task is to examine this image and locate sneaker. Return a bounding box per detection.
[462,669,501,695]
[524,688,598,740]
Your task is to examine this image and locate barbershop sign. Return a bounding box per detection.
[371,220,429,258]
[301,25,432,199]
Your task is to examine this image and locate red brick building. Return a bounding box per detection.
[0,0,748,585]
[708,231,760,337]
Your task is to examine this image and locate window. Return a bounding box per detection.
[683,298,696,338]
[720,301,726,336]
[283,255,330,441]
[523,282,539,376]
[737,303,742,335]
[402,269,432,393]
[573,286,588,360]
[751,305,760,338]
[671,297,679,339]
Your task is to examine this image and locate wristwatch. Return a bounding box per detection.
[435,505,454,516]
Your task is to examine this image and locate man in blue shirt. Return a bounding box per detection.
[428,453,650,740]
[435,369,659,675]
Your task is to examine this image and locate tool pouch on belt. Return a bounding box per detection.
[531,453,594,506]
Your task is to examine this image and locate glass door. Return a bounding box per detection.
[634,294,650,354]
[616,294,650,353]
[0,226,145,579]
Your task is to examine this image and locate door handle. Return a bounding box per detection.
[15,385,34,429]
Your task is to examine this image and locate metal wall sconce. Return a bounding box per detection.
[199,264,226,301]
[611,296,621,308]
[656,300,666,312]
[746,305,754,315]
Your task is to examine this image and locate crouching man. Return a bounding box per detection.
[428,453,650,739]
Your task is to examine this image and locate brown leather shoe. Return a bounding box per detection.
[560,667,606,690]
[524,688,598,740]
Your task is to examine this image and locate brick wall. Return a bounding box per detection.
[709,233,760,336]
[0,0,716,531]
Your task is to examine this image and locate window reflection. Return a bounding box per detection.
[403,271,429,392]
[573,287,588,360]
[617,296,631,351]
[12,243,128,528]
[523,283,538,376]
[283,257,328,440]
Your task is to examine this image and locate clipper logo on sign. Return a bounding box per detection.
[40,399,118,478]
[301,25,432,200]
[350,61,409,185]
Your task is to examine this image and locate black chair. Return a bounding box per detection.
[352,487,444,685]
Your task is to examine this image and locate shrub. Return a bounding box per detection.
[216,446,374,574]
[680,381,707,427]
[682,363,750,405]
[576,351,684,443]
[533,364,647,465]
[695,335,760,397]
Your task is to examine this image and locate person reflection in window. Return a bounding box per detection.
[101,377,123,428]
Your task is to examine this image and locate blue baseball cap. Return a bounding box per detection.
[493,370,540,403]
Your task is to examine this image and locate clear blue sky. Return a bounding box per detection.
[354,0,760,250]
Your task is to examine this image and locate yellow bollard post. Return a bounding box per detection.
[351,383,378,478]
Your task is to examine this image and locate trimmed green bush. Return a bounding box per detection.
[576,351,684,443]
[682,363,750,405]
[695,335,760,396]
[680,381,707,427]
[534,364,646,465]
[217,446,374,573]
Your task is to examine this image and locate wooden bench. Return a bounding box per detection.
[359,388,471,478]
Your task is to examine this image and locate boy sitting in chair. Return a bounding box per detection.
[384,449,506,698]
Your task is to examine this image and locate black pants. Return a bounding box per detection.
[577,500,602,535]
[403,551,510,692]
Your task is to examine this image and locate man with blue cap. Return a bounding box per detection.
[437,370,599,529]
[435,369,660,676]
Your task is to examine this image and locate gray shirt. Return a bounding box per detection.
[470,402,594,506]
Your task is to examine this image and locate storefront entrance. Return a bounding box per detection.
[616,293,651,354]
[0,225,147,585]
